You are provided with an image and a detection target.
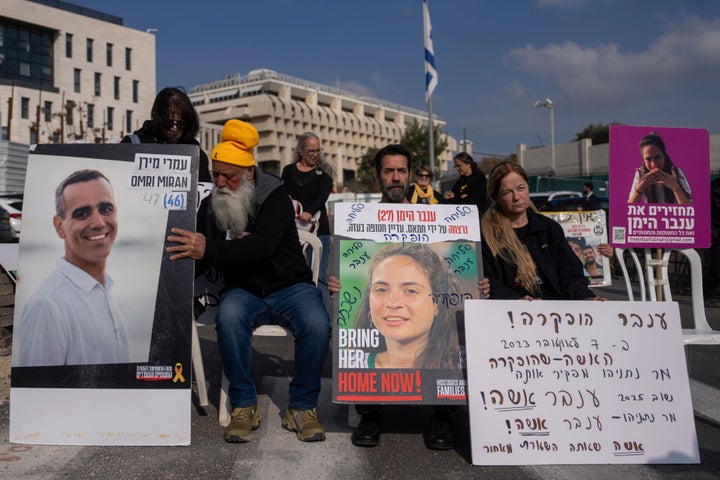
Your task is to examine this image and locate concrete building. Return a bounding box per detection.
[0,0,156,145]
[189,68,457,189]
[517,136,720,178]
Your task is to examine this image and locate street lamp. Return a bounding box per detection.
[534,98,555,173]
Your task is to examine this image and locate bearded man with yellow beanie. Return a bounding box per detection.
[167,119,329,443]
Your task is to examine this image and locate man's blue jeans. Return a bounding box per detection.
[216,282,330,410]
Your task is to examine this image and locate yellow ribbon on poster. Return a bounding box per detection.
[173,363,185,383]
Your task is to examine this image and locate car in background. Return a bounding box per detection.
[0,206,16,243]
[0,194,22,241]
[529,191,584,211]
[546,195,609,212]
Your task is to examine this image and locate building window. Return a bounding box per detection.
[106,42,113,66]
[66,33,73,58]
[87,103,94,128]
[66,103,73,125]
[132,80,139,103]
[94,72,101,96]
[74,68,81,93]
[86,38,93,62]
[107,107,114,131]
[44,101,52,122]
[125,47,132,70]
[126,110,132,134]
[29,127,37,145]
[114,76,120,100]
[0,19,54,86]
[21,97,30,119]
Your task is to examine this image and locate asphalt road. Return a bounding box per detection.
[2,282,720,480]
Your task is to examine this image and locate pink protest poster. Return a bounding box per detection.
[609,125,710,248]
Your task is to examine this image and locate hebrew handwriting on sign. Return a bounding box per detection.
[463,300,698,465]
[337,286,361,329]
[505,311,593,334]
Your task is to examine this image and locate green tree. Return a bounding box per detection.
[347,121,449,193]
[400,120,449,173]
[347,146,379,193]
[575,122,623,145]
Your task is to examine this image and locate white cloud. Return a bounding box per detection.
[506,16,720,107]
[332,72,403,103]
[333,80,377,98]
[370,71,393,92]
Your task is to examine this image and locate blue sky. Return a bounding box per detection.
[70,0,720,157]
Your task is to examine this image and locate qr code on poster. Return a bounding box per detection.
[613,227,626,244]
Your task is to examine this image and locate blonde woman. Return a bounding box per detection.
[481,161,603,301]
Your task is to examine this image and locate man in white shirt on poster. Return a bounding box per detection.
[17,169,128,367]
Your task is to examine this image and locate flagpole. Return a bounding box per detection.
[428,95,435,177]
[423,0,438,178]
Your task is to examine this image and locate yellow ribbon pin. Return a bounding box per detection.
[173,363,185,383]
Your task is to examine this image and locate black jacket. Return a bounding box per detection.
[406,184,441,205]
[482,209,595,300]
[121,121,211,183]
[445,172,489,216]
[583,192,601,211]
[281,164,333,236]
[197,168,312,297]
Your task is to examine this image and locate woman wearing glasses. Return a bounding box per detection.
[442,152,489,216]
[282,132,334,311]
[121,86,210,182]
[406,165,441,204]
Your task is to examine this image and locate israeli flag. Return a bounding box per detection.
[423,0,438,101]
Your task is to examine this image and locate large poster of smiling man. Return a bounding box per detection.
[10,143,197,446]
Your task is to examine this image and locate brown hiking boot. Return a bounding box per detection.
[224,405,261,443]
[282,407,326,442]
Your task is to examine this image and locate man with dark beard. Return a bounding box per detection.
[373,144,412,203]
[582,245,603,278]
[167,119,330,444]
[343,144,464,450]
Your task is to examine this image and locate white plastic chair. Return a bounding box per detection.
[191,319,210,407]
[674,249,720,346]
[217,230,323,426]
[616,247,646,302]
[616,247,720,346]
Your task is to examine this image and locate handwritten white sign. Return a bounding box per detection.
[464,300,699,465]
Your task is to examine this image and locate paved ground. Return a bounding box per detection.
[1,282,720,480]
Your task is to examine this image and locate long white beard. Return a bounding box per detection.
[210,175,256,238]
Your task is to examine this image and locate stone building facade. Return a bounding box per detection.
[0,0,156,145]
[189,69,456,189]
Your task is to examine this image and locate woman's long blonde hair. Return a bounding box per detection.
[481,161,540,295]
